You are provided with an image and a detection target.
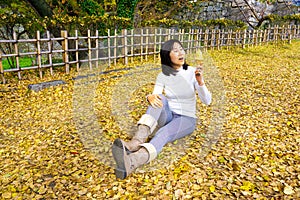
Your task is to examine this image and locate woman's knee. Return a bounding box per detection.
[158,94,168,105]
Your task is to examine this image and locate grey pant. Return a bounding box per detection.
[146,95,196,153]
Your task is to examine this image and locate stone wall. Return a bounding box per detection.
[176,0,300,26]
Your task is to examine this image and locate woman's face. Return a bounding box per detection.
[169,42,185,69]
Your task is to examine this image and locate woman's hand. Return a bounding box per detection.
[195,66,205,86]
[147,94,163,108]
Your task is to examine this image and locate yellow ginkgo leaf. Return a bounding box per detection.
[283,185,294,195]
[209,185,216,193]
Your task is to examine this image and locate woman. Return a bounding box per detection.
[112,39,212,179]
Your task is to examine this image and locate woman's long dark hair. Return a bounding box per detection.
[160,39,189,76]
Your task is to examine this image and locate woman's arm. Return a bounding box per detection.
[194,67,212,105]
[147,73,164,108]
[195,84,212,105]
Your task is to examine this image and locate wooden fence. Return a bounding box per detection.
[0,25,299,82]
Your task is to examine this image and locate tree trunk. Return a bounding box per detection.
[24,0,82,63]
[25,0,53,18]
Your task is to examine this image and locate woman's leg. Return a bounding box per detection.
[149,114,196,153]
[146,94,173,127]
[123,95,173,151]
[112,95,174,179]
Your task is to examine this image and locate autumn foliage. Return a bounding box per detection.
[0,41,299,199]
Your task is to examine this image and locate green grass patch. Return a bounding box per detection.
[2,57,64,70]
[2,57,33,70]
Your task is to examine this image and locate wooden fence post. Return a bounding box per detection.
[154,28,157,62]
[238,30,241,47]
[140,29,143,63]
[170,28,173,40]
[0,53,6,84]
[195,29,201,50]
[167,29,171,41]
[252,29,255,46]
[107,29,111,67]
[179,29,183,45]
[130,29,134,63]
[274,25,278,43]
[95,30,99,68]
[288,25,292,44]
[75,30,80,71]
[262,29,266,44]
[291,25,295,40]
[259,30,263,46]
[266,27,270,44]
[221,29,225,49]
[230,29,233,47]
[210,29,215,50]
[87,29,92,70]
[284,25,287,42]
[61,30,69,74]
[242,30,247,49]
[192,28,196,52]
[145,28,149,61]
[217,29,221,50]
[253,29,257,46]
[46,31,53,75]
[193,28,197,50]
[204,29,209,51]
[13,32,21,79]
[280,25,284,42]
[234,30,237,47]
[255,29,258,46]
[187,29,191,53]
[123,29,128,65]
[114,29,117,66]
[279,25,283,42]
[267,27,271,43]
[36,31,43,78]
[158,28,163,58]
[159,28,162,50]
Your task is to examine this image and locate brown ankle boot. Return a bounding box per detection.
[124,125,150,151]
[112,139,157,179]
[124,114,157,152]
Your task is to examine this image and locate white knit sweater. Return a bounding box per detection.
[152,66,212,118]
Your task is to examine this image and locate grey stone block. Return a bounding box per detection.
[28,80,66,92]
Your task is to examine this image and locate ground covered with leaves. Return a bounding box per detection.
[0,41,299,199]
